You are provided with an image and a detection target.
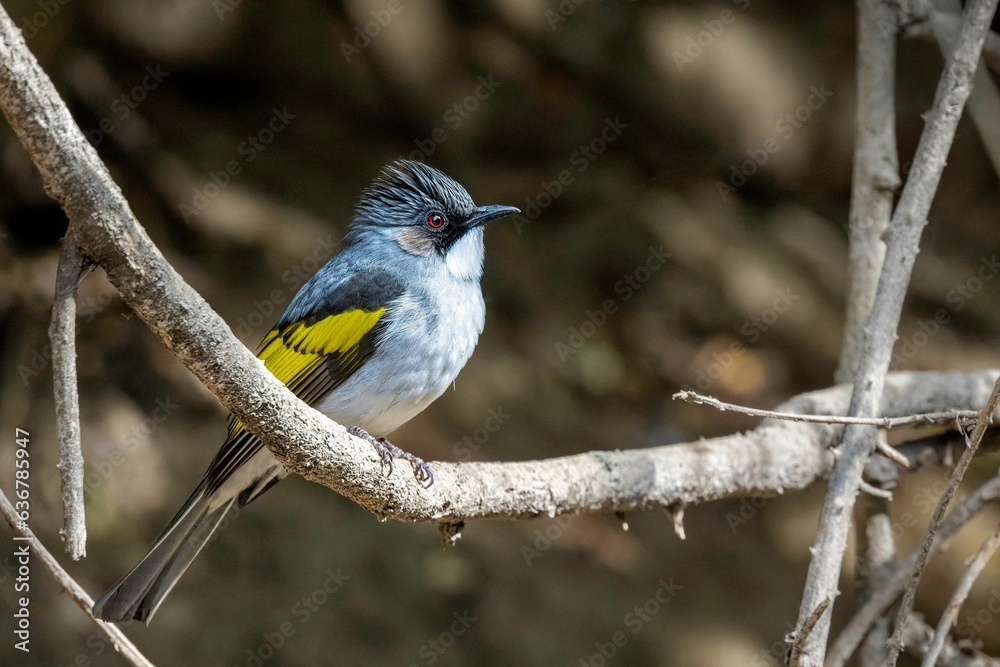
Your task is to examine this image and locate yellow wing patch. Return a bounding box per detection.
[227,308,385,441]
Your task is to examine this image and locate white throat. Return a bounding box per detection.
[445,230,485,282]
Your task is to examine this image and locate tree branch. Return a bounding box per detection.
[1,0,1000,530]
[0,487,154,667]
[837,10,901,662]
[903,613,1000,666]
[674,389,977,427]
[48,226,88,559]
[887,375,1000,663]
[905,8,1000,76]
[836,0,899,385]
[930,0,1000,184]
[828,472,1000,666]
[792,0,999,662]
[922,521,1000,667]
[0,0,994,536]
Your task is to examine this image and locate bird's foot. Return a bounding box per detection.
[348,426,434,488]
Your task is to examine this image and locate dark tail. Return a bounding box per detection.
[93,446,285,624]
[92,482,235,623]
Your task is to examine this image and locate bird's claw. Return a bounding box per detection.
[349,426,434,488]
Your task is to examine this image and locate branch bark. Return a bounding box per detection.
[49,226,88,559]
[0,0,994,538]
[792,0,999,662]
[837,11,901,661]
[922,522,1000,667]
[836,0,899,385]
[828,473,1000,666]
[931,0,1000,184]
[0,488,153,667]
[1,0,1000,529]
[887,375,1000,663]
[903,613,1000,666]
[906,9,1000,76]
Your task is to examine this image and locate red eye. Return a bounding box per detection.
[427,213,446,229]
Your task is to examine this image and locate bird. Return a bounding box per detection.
[92,160,519,624]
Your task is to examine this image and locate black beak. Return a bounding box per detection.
[468,204,520,228]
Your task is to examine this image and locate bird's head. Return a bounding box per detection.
[348,160,518,280]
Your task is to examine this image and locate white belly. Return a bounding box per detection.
[314,283,485,438]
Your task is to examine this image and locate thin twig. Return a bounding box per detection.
[793,0,999,662]
[673,390,978,428]
[828,472,1000,666]
[858,479,893,500]
[0,487,154,667]
[674,389,976,468]
[48,227,88,559]
[922,521,1000,667]
[860,617,893,667]
[887,376,1000,664]
[903,612,1000,666]
[787,598,831,667]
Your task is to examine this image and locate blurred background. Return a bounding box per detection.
[1,0,1000,665]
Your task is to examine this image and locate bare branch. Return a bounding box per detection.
[836,0,900,384]
[0,0,997,529]
[3,5,1000,664]
[674,389,977,428]
[887,375,1000,663]
[838,11,902,656]
[906,9,1000,75]
[48,227,88,559]
[902,613,1000,666]
[930,0,1000,184]
[0,487,154,667]
[828,472,1000,666]
[793,0,999,662]
[922,521,1000,667]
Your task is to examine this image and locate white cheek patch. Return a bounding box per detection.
[446,231,484,281]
